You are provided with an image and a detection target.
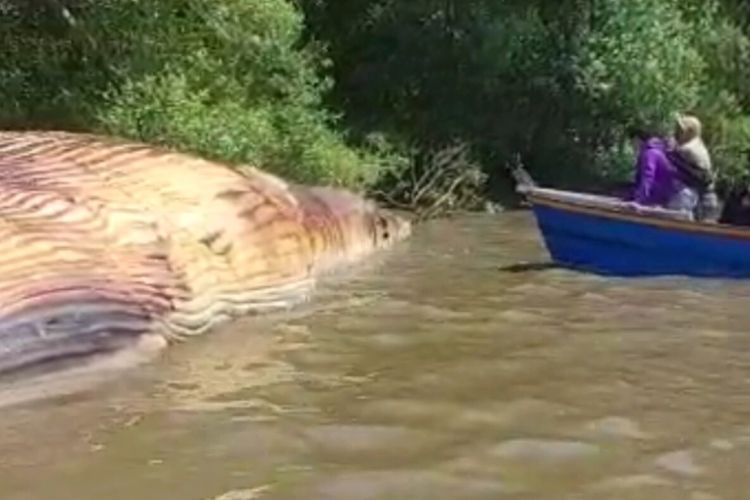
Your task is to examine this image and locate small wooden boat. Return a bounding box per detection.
[522,184,750,277]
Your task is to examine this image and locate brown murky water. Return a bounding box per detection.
[2,212,750,499]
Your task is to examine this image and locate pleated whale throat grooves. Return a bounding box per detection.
[0,130,411,375]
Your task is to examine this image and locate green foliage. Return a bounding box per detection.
[685,1,750,184]
[301,0,750,193]
[0,0,389,188]
[576,0,704,127]
[4,0,750,205]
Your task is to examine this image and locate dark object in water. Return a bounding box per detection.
[498,262,561,273]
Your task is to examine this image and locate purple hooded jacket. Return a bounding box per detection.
[626,137,684,206]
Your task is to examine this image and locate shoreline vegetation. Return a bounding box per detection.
[3,1,750,219]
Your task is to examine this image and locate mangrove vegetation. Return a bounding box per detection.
[3,0,750,215]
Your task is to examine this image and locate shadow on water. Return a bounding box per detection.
[498,261,561,273]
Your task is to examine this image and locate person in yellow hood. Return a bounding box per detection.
[667,113,720,222]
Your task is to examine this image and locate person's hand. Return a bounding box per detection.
[624,201,641,213]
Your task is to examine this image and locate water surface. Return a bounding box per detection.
[2,212,750,499]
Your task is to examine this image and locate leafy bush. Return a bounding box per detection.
[301,0,750,195]
[576,0,704,128]
[0,0,392,188]
[5,0,750,207]
[686,1,750,184]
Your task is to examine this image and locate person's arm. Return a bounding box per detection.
[632,151,657,205]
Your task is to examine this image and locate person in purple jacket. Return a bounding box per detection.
[623,125,699,216]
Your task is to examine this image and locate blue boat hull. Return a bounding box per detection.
[531,196,750,278]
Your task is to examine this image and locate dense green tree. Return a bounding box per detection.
[2,0,750,208]
[0,0,391,187]
[300,0,750,194]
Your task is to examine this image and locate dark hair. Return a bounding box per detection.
[625,124,655,141]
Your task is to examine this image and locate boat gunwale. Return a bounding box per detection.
[528,190,750,241]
